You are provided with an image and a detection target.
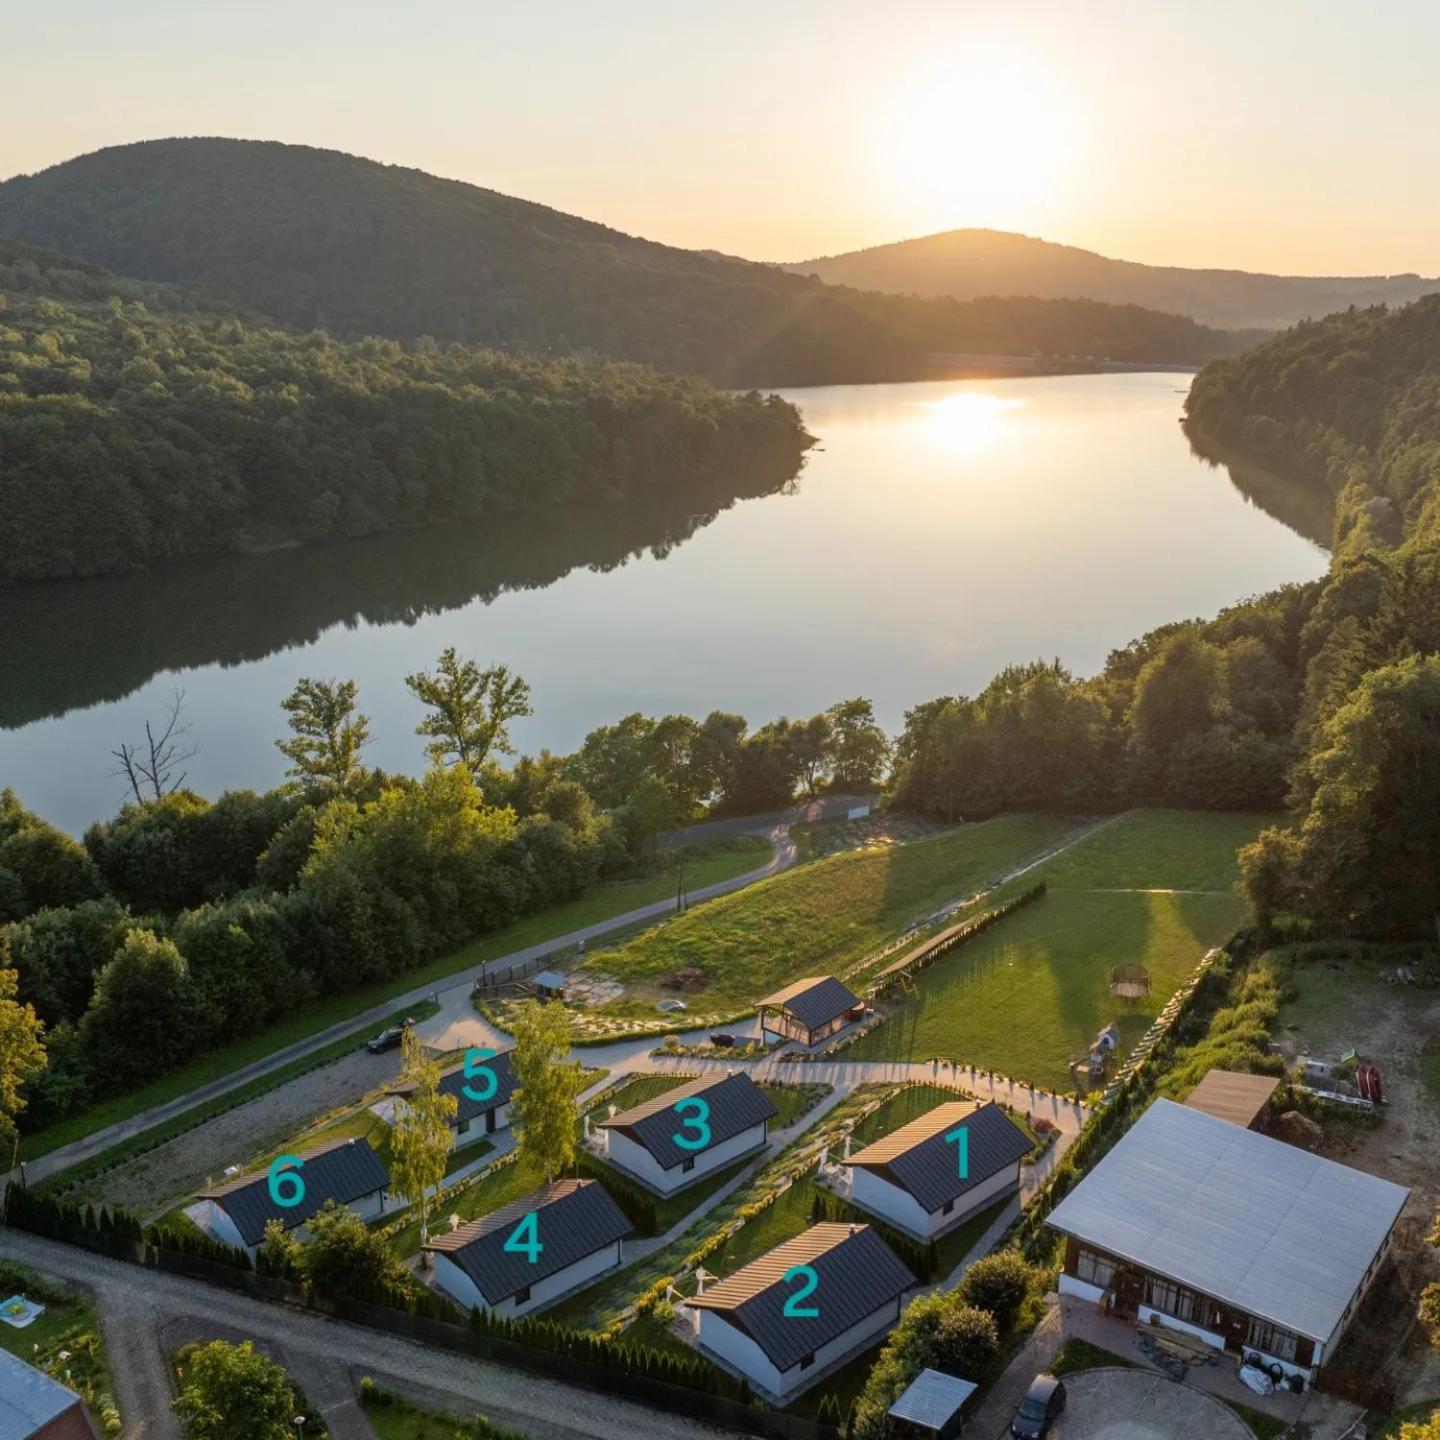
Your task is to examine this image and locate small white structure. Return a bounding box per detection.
[596,1072,776,1196]
[887,1368,978,1439]
[846,1100,1033,1240]
[423,1178,632,1319]
[687,1223,915,1399]
[1048,1098,1409,1382]
[194,1136,390,1258]
[388,1049,517,1145]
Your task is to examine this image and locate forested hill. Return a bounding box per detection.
[0,139,1249,384]
[0,237,811,584]
[789,227,1439,332]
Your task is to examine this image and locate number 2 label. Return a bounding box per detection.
[672,1096,711,1151]
[462,1047,498,1102]
[782,1263,819,1318]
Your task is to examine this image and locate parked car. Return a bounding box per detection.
[709,1032,736,1047]
[1011,1375,1066,1438]
[366,1017,414,1054]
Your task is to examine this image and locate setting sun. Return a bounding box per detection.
[872,45,1084,236]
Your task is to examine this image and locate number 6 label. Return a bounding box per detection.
[782,1263,819,1318]
[268,1154,305,1208]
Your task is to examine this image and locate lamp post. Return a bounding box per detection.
[292,1417,305,1438]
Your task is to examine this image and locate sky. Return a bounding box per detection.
[6,0,1440,275]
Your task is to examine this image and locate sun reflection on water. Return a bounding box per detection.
[919,391,1024,457]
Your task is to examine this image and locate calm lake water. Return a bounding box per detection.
[0,373,1330,834]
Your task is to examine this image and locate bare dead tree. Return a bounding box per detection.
[111,689,199,805]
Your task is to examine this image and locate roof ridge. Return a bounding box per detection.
[848,1100,984,1162]
[199,1134,381,1196]
[425,1177,588,1250]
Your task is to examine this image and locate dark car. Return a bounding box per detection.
[1011,1374,1065,1438]
[709,1032,737,1047]
[366,1017,414,1054]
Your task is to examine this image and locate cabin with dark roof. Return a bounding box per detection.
[596,1072,776,1195]
[423,1178,633,1318]
[0,1348,98,1440]
[387,1048,518,1145]
[756,977,865,1048]
[845,1100,1033,1239]
[194,1136,390,1256]
[686,1222,915,1399]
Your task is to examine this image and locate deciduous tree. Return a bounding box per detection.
[172,1339,298,1440]
[406,649,531,776]
[509,999,585,1182]
[276,677,371,791]
[390,1027,457,1248]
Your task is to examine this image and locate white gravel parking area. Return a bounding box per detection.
[1049,1368,1253,1440]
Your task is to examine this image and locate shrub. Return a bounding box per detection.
[958,1250,1033,1329]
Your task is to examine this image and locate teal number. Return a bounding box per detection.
[672,1096,712,1152]
[944,1124,969,1179]
[462,1047,498,1103]
[268,1154,305,1209]
[782,1264,819,1318]
[503,1211,543,1263]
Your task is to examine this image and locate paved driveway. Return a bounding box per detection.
[1047,1369,1253,1440]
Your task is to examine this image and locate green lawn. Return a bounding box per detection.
[579,815,1079,1016]
[21,838,768,1166]
[361,1385,527,1440]
[846,811,1271,1090]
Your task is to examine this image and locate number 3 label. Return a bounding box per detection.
[782,1264,819,1318]
[672,1096,711,1151]
[463,1047,498,1102]
[268,1154,305,1208]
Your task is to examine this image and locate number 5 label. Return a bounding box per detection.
[463,1047,498,1103]
[672,1096,711,1151]
[268,1154,305,1208]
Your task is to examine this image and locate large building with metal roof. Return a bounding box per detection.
[423,1178,633,1318]
[0,1349,97,1440]
[387,1048,518,1146]
[845,1099,1033,1239]
[193,1136,391,1256]
[686,1223,915,1399]
[1046,1099,1408,1381]
[755,977,865,1048]
[596,1071,777,1195]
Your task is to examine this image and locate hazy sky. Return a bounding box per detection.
[7,0,1439,274]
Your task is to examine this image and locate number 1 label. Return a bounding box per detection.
[944,1124,969,1179]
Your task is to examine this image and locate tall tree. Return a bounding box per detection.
[172,1340,299,1440]
[825,697,890,790]
[390,1027,457,1248]
[509,999,585,1182]
[276,677,370,791]
[0,934,45,1157]
[789,714,833,796]
[405,649,532,776]
[111,689,199,805]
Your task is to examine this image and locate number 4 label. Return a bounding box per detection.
[503,1211,542,1263]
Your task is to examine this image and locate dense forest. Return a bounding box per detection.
[0,139,1250,386]
[0,238,809,583]
[791,227,1438,332]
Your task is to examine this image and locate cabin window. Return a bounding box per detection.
[682,1157,696,1173]
[1245,1317,1299,1363]
[799,1353,816,1370]
[515,1285,532,1306]
[1145,1276,1199,1324]
[1075,1247,1116,1289]
[941,1200,954,1216]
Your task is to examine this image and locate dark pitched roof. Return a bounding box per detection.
[423,1178,633,1305]
[198,1137,389,1247]
[689,1223,915,1373]
[847,1101,1033,1214]
[388,1050,518,1126]
[756,976,862,1032]
[596,1072,777,1171]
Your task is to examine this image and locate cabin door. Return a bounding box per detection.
[1113,1267,1144,1319]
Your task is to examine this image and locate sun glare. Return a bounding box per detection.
[919,391,1023,457]
[874,45,1082,234]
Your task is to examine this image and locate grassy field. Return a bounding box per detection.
[20,837,768,1165]
[361,1388,525,1440]
[846,811,1273,1090]
[579,815,1079,1018]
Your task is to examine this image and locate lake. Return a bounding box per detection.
[0,373,1330,834]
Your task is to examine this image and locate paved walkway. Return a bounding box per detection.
[0,1230,747,1440]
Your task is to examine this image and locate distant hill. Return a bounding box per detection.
[0,139,1249,384]
[788,228,1440,332]
[0,235,809,584]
